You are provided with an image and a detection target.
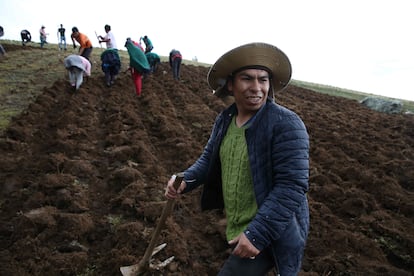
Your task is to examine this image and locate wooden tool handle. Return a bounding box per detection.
[138,172,184,271]
[172,172,184,190]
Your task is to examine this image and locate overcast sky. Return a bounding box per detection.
[1,0,413,101]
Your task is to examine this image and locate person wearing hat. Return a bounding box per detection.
[39,26,48,48]
[165,42,310,275]
[63,54,91,91]
[71,27,93,60]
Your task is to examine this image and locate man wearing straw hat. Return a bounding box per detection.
[166,42,309,275]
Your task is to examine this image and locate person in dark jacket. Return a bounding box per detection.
[57,24,67,51]
[100,48,121,87]
[20,29,31,46]
[145,52,160,74]
[0,26,5,57]
[165,42,310,276]
[169,49,182,80]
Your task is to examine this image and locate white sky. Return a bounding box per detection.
[1,0,413,101]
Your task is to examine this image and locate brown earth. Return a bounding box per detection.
[0,44,413,276]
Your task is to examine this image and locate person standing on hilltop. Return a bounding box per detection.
[98,24,117,49]
[169,49,182,80]
[71,27,93,60]
[39,26,48,48]
[165,42,310,275]
[57,24,67,51]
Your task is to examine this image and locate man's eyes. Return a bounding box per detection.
[241,76,269,82]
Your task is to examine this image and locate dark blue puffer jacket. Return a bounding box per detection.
[183,97,310,275]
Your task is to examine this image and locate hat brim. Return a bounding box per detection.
[207,42,292,97]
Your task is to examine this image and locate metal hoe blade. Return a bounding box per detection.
[120,173,184,276]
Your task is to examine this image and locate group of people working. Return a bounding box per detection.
[19,25,50,48]
[61,24,182,94]
[2,24,181,93]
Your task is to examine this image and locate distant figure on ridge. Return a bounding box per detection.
[20,29,31,46]
[39,26,48,48]
[98,24,117,49]
[125,37,150,96]
[71,27,93,60]
[57,24,67,51]
[140,35,153,53]
[64,54,91,91]
[0,26,6,57]
[100,48,121,87]
[169,49,182,80]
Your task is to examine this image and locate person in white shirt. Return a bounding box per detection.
[98,24,117,49]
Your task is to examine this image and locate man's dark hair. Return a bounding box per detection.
[72,27,79,33]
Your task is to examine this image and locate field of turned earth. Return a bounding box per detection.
[0,43,413,275]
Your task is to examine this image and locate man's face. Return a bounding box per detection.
[227,68,270,114]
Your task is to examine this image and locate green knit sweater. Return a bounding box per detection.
[220,117,257,241]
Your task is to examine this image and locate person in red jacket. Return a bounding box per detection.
[71,27,93,60]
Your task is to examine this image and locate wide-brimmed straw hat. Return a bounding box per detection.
[207,42,292,97]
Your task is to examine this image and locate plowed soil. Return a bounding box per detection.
[0,44,413,275]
